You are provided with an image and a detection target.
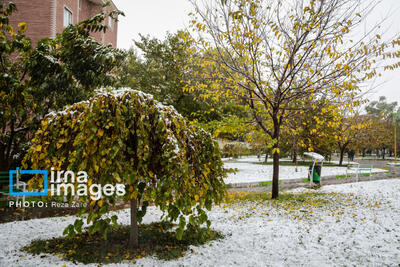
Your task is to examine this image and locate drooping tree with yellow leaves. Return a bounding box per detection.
[23,89,226,249]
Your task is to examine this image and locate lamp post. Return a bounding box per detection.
[395,110,399,164]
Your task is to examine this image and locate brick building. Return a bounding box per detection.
[3,0,118,47]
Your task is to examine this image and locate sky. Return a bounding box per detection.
[113,0,400,104]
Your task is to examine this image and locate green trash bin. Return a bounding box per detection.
[308,165,321,183]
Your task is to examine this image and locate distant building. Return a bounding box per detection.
[4,0,118,47]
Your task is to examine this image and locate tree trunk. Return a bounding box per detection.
[362,148,366,158]
[0,147,9,171]
[264,152,268,163]
[339,147,345,166]
[0,157,8,172]
[292,142,298,164]
[129,198,138,249]
[272,146,279,199]
[271,111,281,199]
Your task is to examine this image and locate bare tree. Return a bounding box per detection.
[189,0,392,198]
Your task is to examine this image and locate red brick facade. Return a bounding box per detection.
[3,0,118,47]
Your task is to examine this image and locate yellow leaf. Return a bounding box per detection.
[98,200,103,207]
[114,173,121,182]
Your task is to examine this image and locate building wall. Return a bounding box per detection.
[77,0,103,42]
[5,0,53,46]
[102,2,118,47]
[3,0,118,47]
[56,0,117,47]
[56,0,79,34]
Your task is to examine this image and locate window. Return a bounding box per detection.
[78,0,81,9]
[108,16,113,31]
[63,7,72,27]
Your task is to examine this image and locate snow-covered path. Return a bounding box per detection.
[1,179,400,266]
[224,157,386,184]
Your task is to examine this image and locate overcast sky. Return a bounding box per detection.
[113,0,400,103]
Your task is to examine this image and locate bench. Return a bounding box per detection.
[346,163,372,182]
[0,170,27,202]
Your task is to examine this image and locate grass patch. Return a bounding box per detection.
[225,191,333,208]
[221,191,369,221]
[22,222,223,264]
[336,174,347,179]
[302,178,309,183]
[224,167,238,174]
[258,180,282,187]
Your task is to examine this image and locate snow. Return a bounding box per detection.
[44,88,186,136]
[232,155,360,165]
[232,155,287,163]
[44,55,56,64]
[223,157,386,184]
[328,160,362,165]
[1,179,400,266]
[95,87,153,100]
[304,152,324,161]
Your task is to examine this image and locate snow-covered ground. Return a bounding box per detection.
[226,155,359,165]
[326,160,361,165]
[1,179,400,266]
[224,157,386,184]
[234,155,291,163]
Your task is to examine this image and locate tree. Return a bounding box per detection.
[0,2,124,171]
[23,89,226,249]
[189,0,390,198]
[332,111,370,165]
[118,31,220,122]
[369,117,393,159]
[281,101,337,163]
[366,96,398,119]
[365,96,399,158]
